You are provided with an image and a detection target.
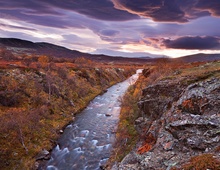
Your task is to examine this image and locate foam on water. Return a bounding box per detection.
[80,130,90,137]
[46,165,58,170]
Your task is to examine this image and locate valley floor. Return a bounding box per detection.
[0,57,136,170]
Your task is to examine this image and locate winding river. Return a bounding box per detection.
[46,69,142,170]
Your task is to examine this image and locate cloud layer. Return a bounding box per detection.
[162,36,220,49]
[1,0,220,57]
[112,0,220,22]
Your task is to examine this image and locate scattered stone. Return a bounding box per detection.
[163,141,174,151]
[105,113,112,116]
[34,162,39,169]
[35,149,50,161]
[70,100,75,106]
[13,152,18,156]
[103,89,108,93]
[135,117,145,124]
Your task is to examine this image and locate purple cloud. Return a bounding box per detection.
[48,0,139,21]
[0,0,138,22]
[1,0,220,57]
[162,36,220,49]
[99,30,119,37]
[0,1,61,15]
[0,8,85,29]
[0,23,36,31]
[195,0,220,16]
[113,0,187,22]
[112,0,220,23]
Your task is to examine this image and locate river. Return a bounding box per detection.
[46,69,142,170]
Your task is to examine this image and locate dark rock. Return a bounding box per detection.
[135,117,145,124]
[142,68,153,77]
[139,79,185,121]
[163,141,174,151]
[105,113,112,116]
[35,149,50,161]
[116,77,220,170]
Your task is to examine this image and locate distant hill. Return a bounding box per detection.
[0,38,89,58]
[175,53,220,63]
[0,38,152,63]
[1,38,220,63]
[91,49,167,58]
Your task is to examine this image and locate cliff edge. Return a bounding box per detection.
[115,61,220,170]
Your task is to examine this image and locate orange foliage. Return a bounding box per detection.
[75,57,94,68]
[38,55,49,68]
[137,133,156,154]
[180,154,220,170]
[137,143,152,154]
[215,146,220,152]
[182,99,194,109]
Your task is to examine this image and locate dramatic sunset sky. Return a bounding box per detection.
[1,0,220,58]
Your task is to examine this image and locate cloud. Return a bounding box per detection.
[177,17,220,37]
[195,0,220,16]
[3,0,220,24]
[49,0,139,21]
[0,29,45,43]
[97,29,120,41]
[0,23,36,31]
[99,30,119,37]
[0,8,86,29]
[112,0,187,22]
[0,1,62,15]
[162,36,220,49]
[112,0,220,23]
[0,0,139,22]
[1,0,220,58]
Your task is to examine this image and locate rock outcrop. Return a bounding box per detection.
[116,76,220,169]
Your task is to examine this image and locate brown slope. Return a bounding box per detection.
[0,38,152,63]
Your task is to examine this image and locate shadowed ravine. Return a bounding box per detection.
[46,70,142,170]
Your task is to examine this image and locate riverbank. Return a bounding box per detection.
[111,60,220,169]
[0,62,136,169]
[43,69,142,170]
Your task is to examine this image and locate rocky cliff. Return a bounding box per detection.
[115,61,220,169]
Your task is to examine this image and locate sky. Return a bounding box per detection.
[1,0,220,58]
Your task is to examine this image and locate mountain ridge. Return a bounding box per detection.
[1,37,220,63]
[0,37,154,63]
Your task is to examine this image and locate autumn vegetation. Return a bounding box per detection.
[1,47,220,169]
[107,58,220,169]
[106,59,186,166]
[0,48,136,169]
[172,154,220,170]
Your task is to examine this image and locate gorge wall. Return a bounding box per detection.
[115,61,220,170]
